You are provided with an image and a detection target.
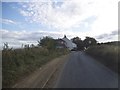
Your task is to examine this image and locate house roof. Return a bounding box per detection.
[62,36,77,49]
[55,35,77,50]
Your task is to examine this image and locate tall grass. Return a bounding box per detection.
[2,46,69,88]
[85,45,119,74]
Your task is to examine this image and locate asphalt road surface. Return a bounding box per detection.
[55,51,118,88]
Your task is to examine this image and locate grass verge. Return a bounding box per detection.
[2,47,69,88]
[85,45,119,74]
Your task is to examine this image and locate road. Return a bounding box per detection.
[55,51,118,88]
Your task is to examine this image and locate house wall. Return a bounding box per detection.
[55,39,66,49]
[62,37,77,50]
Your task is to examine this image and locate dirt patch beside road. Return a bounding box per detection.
[13,54,69,88]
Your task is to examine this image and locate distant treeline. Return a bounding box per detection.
[71,36,97,50]
[71,35,119,51]
[98,41,120,46]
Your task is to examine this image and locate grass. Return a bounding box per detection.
[2,47,69,88]
[85,44,119,74]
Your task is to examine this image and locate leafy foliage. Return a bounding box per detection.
[71,37,84,50]
[2,43,69,88]
[85,44,119,74]
[38,36,56,50]
[3,42,13,51]
[83,37,97,48]
[71,36,97,50]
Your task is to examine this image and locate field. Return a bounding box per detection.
[2,47,69,88]
[85,44,119,74]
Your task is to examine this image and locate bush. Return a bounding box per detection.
[2,46,69,88]
[85,45,119,74]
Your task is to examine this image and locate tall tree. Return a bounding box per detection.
[37,36,56,50]
[71,37,84,50]
[71,37,80,45]
[83,36,97,48]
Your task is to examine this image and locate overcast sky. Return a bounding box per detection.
[1,0,119,49]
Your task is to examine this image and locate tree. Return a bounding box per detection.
[71,37,80,45]
[71,37,84,50]
[77,40,84,50]
[83,36,97,48]
[37,36,56,50]
[3,42,13,51]
[30,44,35,48]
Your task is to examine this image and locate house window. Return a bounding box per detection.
[61,41,64,44]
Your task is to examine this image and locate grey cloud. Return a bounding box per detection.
[17,32,63,41]
[96,34,109,39]
[1,29,64,48]
[17,32,43,41]
[110,30,118,36]
[96,30,118,40]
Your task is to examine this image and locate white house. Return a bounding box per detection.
[62,35,77,50]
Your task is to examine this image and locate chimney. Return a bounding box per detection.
[64,35,66,38]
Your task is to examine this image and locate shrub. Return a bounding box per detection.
[85,45,119,74]
[2,45,69,88]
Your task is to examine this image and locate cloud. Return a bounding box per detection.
[19,10,29,16]
[1,29,118,49]
[16,31,63,41]
[110,30,118,36]
[17,0,119,43]
[19,0,97,30]
[96,30,118,42]
[1,29,66,48]
[19,0,118,32]
[1,0,119,48]
[1,18,17,25]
